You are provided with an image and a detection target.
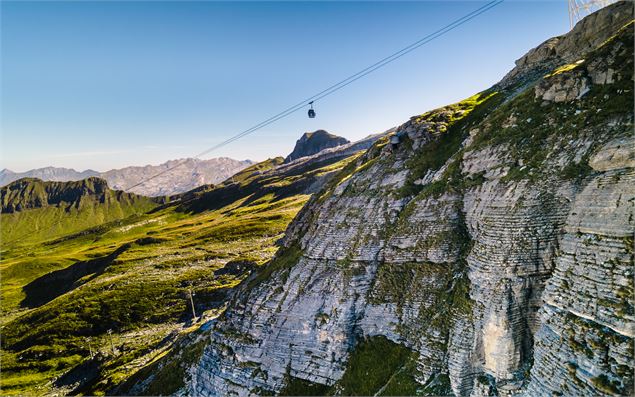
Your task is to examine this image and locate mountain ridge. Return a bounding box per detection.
[182,4,635,396]
[0,177,156,214]
[0,157,254,197]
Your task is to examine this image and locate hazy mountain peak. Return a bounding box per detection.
[0,157,254,196]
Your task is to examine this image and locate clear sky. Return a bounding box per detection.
[1,1,570,172]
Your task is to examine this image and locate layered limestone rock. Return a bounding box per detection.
[524,139,635,396]
[188,103,472,396]
[186,5,634,397]
[456,177,572,395]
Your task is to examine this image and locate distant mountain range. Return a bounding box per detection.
[1,130,356,197]
[0,167,100,185]
[0,157,254,196]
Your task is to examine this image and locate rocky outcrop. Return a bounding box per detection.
[534,66,591,102]
[284,130,350,163]
[499,0,633,89]
[186,5,634,397]
[524,138,635,396]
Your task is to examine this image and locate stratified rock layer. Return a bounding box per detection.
[186,4,634,397]
[524,138,634,397]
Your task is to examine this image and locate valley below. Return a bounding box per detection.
[0,147,363,395]
[1,3,634,397]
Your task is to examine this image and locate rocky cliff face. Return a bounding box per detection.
[285,130,350,163]
[186,4,634,397]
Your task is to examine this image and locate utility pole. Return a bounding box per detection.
[568,0,618,29]
[106,329,116,356]
[85,337,94,359]
[188,288,197,322]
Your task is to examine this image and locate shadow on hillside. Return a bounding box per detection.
[54,354,106,392]
[180,154,347,214]
[20,244,130,309]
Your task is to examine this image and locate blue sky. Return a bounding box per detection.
[1,1,570,172]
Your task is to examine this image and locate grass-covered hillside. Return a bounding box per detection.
[0,150,361,396]
[1,177,160,244]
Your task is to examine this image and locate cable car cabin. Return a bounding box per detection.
[308,108,316,118]
[390,130,407,147]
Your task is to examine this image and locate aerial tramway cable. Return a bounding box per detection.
[4,0,503,246]
[124,0,503,191]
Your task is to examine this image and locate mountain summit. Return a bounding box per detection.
[285,130,350,163]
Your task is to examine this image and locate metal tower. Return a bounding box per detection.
[568,0,620,28]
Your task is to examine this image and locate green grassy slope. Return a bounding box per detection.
[0,154,358,396]
[1,177,159,245]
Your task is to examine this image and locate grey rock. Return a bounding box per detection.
[284,130,350,163]
[184,4,634,397]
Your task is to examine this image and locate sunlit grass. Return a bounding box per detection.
[0,152,351,395]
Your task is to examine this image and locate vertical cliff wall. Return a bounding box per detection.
[186,3,634,396]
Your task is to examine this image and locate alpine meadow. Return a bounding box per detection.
[1,1,634,397]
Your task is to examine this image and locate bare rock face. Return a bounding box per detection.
[499,0,633,88]
[186,5,634,397]
[534,68,591,102]
[524,148,634,396]
[589,137,635,171]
